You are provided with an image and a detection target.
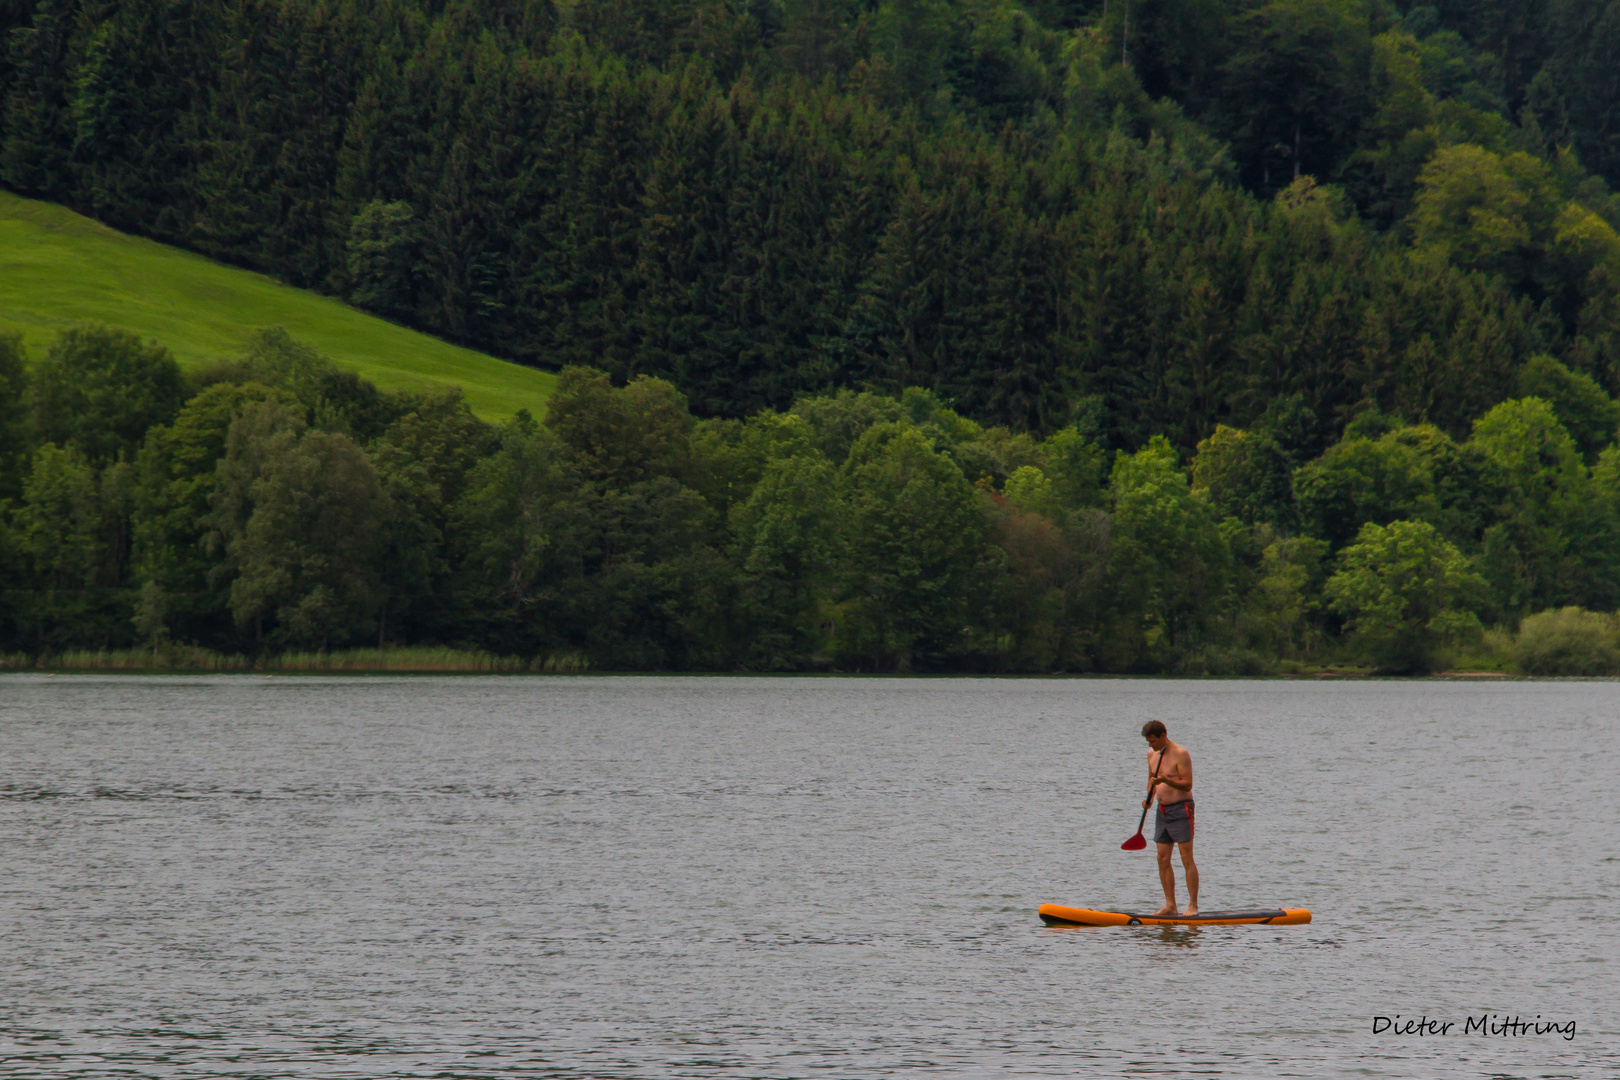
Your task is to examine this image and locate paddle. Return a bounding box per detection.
[1121,746,1167,851]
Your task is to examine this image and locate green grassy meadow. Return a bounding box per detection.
[0,190,554,420]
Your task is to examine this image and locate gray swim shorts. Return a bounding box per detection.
[1154,799,1194,844]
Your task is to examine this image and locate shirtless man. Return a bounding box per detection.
[1141,720,1198,917]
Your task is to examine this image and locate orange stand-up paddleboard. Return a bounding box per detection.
[1039,904,1311,927]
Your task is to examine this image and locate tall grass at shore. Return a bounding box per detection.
[0,647,590,673]
[266,647,588,672]
[9,622,1615,675]
[0,647,250,671]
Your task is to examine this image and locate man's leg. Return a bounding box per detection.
[1152,841,1178,915]
[1178,840,1199,916]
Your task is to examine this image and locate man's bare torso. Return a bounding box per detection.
[1149,741,1193,806]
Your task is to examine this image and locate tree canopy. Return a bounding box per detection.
[9,1,1620,671]
[4,0,1620,453]
[5,326,1620,673]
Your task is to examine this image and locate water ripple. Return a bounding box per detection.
[1,674,1615,1078]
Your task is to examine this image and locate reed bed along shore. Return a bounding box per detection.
[0,647,590,674]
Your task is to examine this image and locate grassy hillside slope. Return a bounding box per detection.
[0,191,553,420]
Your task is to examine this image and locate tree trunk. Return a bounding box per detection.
[1294,123,1301,180]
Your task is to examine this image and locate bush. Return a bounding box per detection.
[1512,607,1620,675]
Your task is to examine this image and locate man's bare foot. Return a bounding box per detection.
[1149,903,1179,916]
[1182,905,1199,917]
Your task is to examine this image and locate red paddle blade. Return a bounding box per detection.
[1121,833,1147,851]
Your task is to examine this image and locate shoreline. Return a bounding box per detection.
[0,656,1595,679]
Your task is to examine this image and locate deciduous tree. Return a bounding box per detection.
[1325,518,1485,673]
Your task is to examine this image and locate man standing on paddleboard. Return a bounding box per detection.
[1142,721,1198,917]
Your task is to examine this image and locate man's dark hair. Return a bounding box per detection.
[1141,721,1167,739]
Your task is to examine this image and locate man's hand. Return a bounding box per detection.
[1142,797,1151,809]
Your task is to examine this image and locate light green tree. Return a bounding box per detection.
[1467,397,1589,613]
[1245,535,1329,658]
[209,401,389,650]
[18,444,102,591]
[133,382,293,620]
[1293,424,1478,550]
[1410,144,1558,286]
[1516,354,1620,463]
[232,431,389,650]
[1002,465,1064,521]
[0,333,29,502]
[452,417,575,619]
[985,496,1082,672]
[1036,426,1106,511]
[835,423,986,670]
[1324,519,1485,673]
[544,367,693,488]
[132,579,170,661]
[12,442,130,648]
[29,326,186,467]
[731,450,840,668]
[1107,436,1231,663]
[1191,423,1294,525]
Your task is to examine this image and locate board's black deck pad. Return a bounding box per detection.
[1039,908,1290,926]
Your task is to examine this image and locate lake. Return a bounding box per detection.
[0,674,1614,1077]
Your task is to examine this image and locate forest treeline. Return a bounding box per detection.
[8,0,1620,672]
[4,0,1620,450]
[6,324,1620,674]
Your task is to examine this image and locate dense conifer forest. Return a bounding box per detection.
[5,0,1620,672]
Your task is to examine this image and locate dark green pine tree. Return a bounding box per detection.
[1,0,79,198]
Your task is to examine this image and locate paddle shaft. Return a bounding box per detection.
[1129,747,1168,839]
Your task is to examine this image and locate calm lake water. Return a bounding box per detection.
[1,674,1615,1078]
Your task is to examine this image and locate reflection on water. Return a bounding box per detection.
[1041,924,1202,947]
[1150,925,1202,948]
[0,674,1615,1078]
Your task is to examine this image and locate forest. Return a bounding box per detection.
[4,0,1620,671]
[5,324,1620,674]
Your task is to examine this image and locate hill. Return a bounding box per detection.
[5,0,1620,674]
[4,0,1614,444]
[0,191,553,420]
